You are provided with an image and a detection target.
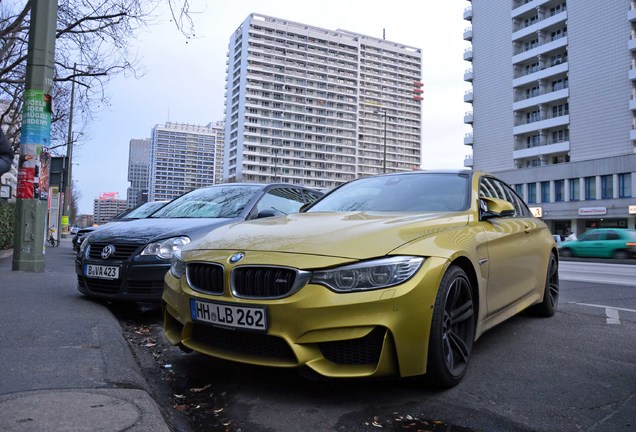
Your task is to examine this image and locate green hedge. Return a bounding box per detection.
[0,203,15,250]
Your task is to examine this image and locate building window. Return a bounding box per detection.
[526,134,541,147]
[555,180,564,202]
[569,178,580,201]
[527,183,536,204]
[540,181,550,203]
[584,176,596,200]
[515,184,523,198]
[618,173,632,198]
[601,175,613,199]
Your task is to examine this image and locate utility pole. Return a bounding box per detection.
[12,0,58,272]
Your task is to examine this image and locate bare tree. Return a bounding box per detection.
[0,0,195,155]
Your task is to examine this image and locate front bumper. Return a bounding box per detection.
[76,259,169,302]
[162,255,449,378]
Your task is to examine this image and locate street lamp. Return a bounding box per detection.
[62,63,77,236]
[375,108,387,173]
[62,62,91,235]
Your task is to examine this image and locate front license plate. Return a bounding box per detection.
[190,299,268,332]
[84,264,120,280]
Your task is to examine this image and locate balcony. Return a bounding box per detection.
[464,154,473,167]
[513,87,569,111]
[463,27,473,41]
[511,0,552,18]
[629,36,636,51]
[464,7,473,21]
[464,68,474,82]
[464,111,474,124]
[464,133,474,145]
[513,113,569,135]
[464,90,474,103]
[631,97,636,111]
[512,34,568,65]
[631,128,636,141]
[464,47,473,61]
[629,7,636,22]
[513,61,568,87]
[630,68,636,81]
[512,10,567,42]
[513,140,570,160]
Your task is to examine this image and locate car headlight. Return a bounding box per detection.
[310,256,424,292]
[79,235,91,255]
[169,250,186,278]
[141,236,191,259]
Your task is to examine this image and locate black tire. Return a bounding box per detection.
[559,248,572,257]
[426,265,475,388]
[528,253,559,317]
[614,250,629,260]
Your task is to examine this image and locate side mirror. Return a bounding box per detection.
[257,208,286,219]
[480,196,515,220]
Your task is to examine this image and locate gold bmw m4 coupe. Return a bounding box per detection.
[162,170,559,388]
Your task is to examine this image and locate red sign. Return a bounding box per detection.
[17,168,35,198]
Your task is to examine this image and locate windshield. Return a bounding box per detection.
[150,185,262,218]
[307,173,470,212]
[121,201,167,219]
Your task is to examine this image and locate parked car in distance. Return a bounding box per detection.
[72,201,169,251]
[162,170,559,388]
[559,228,636,259]
[70,226,80,235]
[76,183,323,302]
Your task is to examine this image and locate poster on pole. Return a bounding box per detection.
[17,89,52,200]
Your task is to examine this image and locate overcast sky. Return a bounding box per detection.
[72,0,471,214]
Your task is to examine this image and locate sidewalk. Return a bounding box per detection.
[0,238,171,431]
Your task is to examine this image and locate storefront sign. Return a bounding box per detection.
[578,207,607,216]
[629,205,636,215]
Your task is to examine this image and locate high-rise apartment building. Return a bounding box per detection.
[464,0,636,235]
[223,14,423,188]
[148,121,224,201]
[126,138,151,208]
[93,195,127,225]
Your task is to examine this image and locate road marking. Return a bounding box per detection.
[605,308,620,325]
[571,303,636,313]
[570,302,636,325]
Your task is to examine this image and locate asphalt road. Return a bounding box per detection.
[117,260,636,432]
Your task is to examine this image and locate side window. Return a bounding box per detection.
[485,176,533,217]
[303,189,323,204]
[479,177,499,198]
[256,187,306,215]
[581,232,599,241]
[606,231,620,241]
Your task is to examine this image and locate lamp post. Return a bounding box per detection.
[61,63,77,237]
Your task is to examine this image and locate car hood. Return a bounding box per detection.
[86,217,237,244]
[191,211,470,260]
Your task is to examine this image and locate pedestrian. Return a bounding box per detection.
[0,128,14,176]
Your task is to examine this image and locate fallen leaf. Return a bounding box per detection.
[173,394,186,399]
[190,384,212,393]
[174,404,189,411]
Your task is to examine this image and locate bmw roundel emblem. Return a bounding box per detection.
[229,252,245,264]
[101,245,115,260]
